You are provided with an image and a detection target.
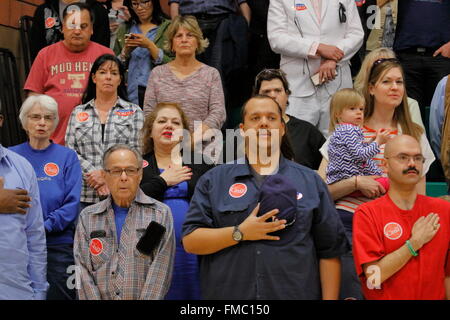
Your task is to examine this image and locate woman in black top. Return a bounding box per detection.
[140,102,214,201]
[140,102,213,300]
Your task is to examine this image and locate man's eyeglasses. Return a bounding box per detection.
[104,167,142,176]
[385,154,426,164]
[28,114,55,123]
[131,0,152,9]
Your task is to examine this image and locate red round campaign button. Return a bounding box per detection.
[89,238,104,256]
[229,183,247,198]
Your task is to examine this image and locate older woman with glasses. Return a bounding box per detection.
[65,54,144,209]
[114,0,172,107]
[317,58,435,300]
[10,94,82,300]
[143,15,226,147]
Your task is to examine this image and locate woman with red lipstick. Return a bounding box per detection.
[317,58,435,300]
[66,54,143,209]
[140,102,214,300]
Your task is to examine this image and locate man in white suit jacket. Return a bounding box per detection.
[268,0,364,137]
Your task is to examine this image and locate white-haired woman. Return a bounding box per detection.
[10,94,82,300]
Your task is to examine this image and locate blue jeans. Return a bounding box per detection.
[46,243,76,300]
[337,209,364,300]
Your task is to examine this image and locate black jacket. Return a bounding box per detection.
[30,0,110,61]
[140,151,215,202]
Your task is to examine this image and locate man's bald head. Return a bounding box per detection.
[384,134,424,188]
[384,135,421,158]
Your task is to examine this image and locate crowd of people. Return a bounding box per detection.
[0,0,448,300]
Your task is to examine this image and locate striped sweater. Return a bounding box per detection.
[326,123,383,184]
[143,63,226,131]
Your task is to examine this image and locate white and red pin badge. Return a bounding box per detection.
[229,183,247,198]
[76,112,89,123]
[44,163,59,177]
[383,222,403,240]
[89,238,104,256]
[45,17,56,29]
[142,160,149,168]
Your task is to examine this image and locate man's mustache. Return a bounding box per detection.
[402,167,419,175]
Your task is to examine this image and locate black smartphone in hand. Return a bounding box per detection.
[136,221,166,256]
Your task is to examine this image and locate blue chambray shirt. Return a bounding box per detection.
[127,24,164,105]
[0,145,48,300]
[182,156,349,299]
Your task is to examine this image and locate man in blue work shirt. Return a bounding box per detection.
[182,95,349,299]
[0,109,48,300]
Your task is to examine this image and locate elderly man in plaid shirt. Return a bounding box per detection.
[74,144,175,300]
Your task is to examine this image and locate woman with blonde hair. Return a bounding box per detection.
[140,102,214,299]
[354,47,424,129]
[143,15,226,147]
[318,58,435,300]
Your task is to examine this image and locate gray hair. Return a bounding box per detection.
[102,144,143,169]
[19,95,59,129]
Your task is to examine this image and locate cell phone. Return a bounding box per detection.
[310,73,321,86]
[136,221,166,256]
[125,33,136,39]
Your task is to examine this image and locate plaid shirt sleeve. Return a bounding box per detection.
[130,108,144,153]
[139,206,175,300]
[65,108,97,173]
[74,213,102,300]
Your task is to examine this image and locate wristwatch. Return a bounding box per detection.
[232,225,243,242]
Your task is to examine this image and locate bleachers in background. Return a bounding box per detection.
[426,182,449,197]
[19,15,33,77]
[0,48,27,147]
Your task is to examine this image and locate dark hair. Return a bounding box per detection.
[82,54,128,103]
[240,95,295,161]
[124,0,163,25]
[62,2,95,24]
[253,69,291,96]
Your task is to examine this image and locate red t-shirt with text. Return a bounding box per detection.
[24,41,113,145]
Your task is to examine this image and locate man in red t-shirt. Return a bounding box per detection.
[353,134,450,300]
[24,3,113,145]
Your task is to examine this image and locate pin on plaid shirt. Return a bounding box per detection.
[65,98,144,203]
[74,189,175,300]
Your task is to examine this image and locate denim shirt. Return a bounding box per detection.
[127,24,164,105]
